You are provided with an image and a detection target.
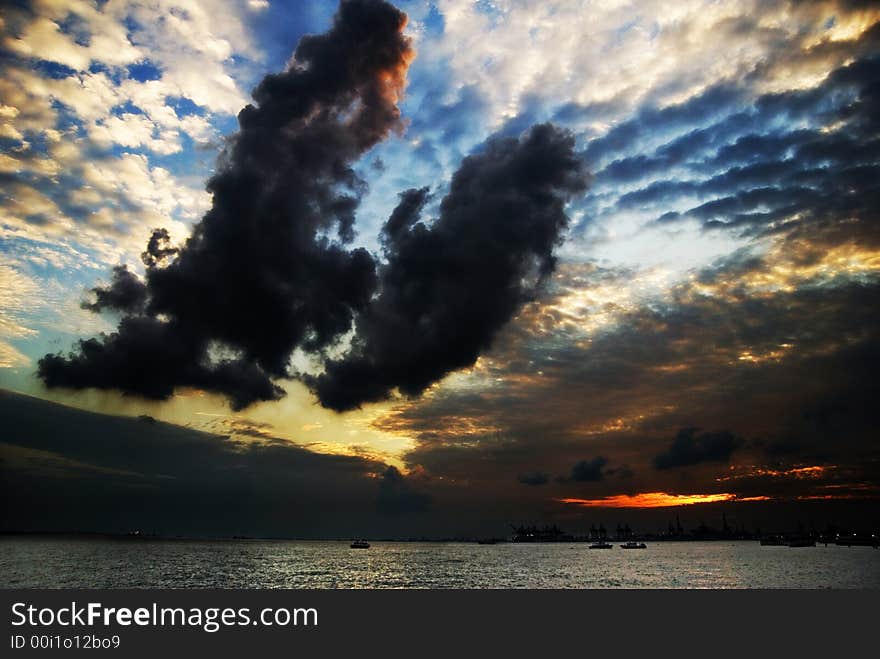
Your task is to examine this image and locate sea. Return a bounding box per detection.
[1,537,878,589]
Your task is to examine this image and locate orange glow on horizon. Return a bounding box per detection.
[556,492,770,508]
[716,464,829,482]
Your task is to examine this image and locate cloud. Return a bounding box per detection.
[428,0,879,141]
[0,263,115,370]
[0,264,38,367]
[38,0,416,410]
[517,471,549,486]
[570,456,609,482]
[376,465,431,514]
[3,387,876,539]
[373,245,880,506]
[593,44,880,251]
[4,7,139,71]
[80,266,147,314]
[4,0,880,529]
[1,0,257,154]
[312,123,589,410]
[653,428,744,470]
[38,3,590,414]
[381,186,431,246]
[0,0,262,304]
[0,389,400,537]
[0,64,211,272]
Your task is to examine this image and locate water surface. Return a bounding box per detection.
[2,538,877,588]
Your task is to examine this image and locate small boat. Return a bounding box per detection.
[620,541,647,549]
[589,541,613,549]
[350,539,370,549]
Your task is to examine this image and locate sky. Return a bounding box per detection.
[1,0,879,537]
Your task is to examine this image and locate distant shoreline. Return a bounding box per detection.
[3,531,876,545]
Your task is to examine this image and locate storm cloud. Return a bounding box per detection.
[38,0,414,410]
[570,457,609,482]
[312,123,589,410]
[38,2,589,415]
[80,265,147,314]
[376,466,431,514]
[0,390,394,537]
[653,428,743,470]
[517,471,549,486]
[376,255,880,512]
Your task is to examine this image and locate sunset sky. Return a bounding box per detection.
[1,0,878,537]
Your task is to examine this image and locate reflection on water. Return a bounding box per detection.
[1,538,878,588]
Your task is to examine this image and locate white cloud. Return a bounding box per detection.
[90,112,182,155]
[177,113,216,143]
[430,0,877,134]
[0,265,39,368]
[403,0,877,266]
[0,145,208,270]
[1,0,258,159]
[0,0,251,277]
[0,260,120,370]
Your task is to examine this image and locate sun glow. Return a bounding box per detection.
[555,492,761,508]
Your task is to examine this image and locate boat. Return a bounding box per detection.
[620,541,647,549]
[834,534,879,548]
[588,541,613,549]
[350,539,370,549]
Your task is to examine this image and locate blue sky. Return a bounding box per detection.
[1,0,879,520]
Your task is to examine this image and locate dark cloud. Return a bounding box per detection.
[140,228,179,269]
[582,83,744,166]
[598,47,880,249]
[376,466,431,514]
[38,0,414,410]
[7,0,880,538]
[568,20,880,266]
[517,471,549,486]
[38,3,590,415]
[312,123,590,410]
[605,465,635,480]
[80,265,146,314]
[570,457,608,482]
[653,428,743,470]
[381,186,430,247]
[381,254,880,509]
[38,315,286,410]
[0,390,392,537]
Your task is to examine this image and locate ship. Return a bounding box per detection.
[350,539,370,549]
[510,524,573,542]
[620,541,647,549]
[589,541,613,549]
